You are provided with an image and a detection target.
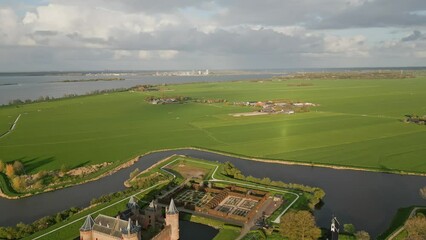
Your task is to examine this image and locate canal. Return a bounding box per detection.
[0,149,425,238]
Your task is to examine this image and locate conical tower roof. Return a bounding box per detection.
[149,200,156,209]
[128,196,139,209]
[80,215,95,231]
[127,218,131,232]
[129,196,136,205]
[166,198,178,215]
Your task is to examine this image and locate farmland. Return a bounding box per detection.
[1,75,426,186]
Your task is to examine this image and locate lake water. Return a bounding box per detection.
[0,149,424,238]
[0,73,278,105]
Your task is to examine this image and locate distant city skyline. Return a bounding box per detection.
[0,0,425,71]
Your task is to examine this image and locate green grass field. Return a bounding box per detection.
[1,77,426,177]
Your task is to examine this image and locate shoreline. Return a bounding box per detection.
[1,147,425,200]
[189,147,426,177]
[0,156,139,200]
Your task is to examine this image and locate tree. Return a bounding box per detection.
[344,224,356,234]
[355,231,371,240]
[0,160,5,173]
[5,164,15,178]
[279,210,321,240]
[12,161,24,175]
[405,215,426,240]
[11,177,24,191]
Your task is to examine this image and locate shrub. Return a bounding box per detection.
[354,231,370,240]
[11,177,24,191]
[344,224,356,234]
[5,164,15,178]
[12,161,25,175]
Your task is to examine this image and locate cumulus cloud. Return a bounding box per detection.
[0,0,425,71]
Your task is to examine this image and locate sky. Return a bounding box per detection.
[0,0,425,71]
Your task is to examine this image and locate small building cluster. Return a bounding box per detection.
[147,96,191,105]
[236,101,317,115]
[150,98,179,105]
[80,198,179,240]
[154,70,209,77]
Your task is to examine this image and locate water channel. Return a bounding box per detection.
[0,149,425,238]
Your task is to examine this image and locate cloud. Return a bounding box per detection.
[323,35,369,57]
[158,50,179,59]
[401,30,425,42]
[0,0,425,71]
[313,0,426,29]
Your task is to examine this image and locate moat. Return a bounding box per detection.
[0,149,425,238]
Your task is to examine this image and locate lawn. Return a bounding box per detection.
[213,225,241,240]
[164,157,217,180]
[1,76,426,179]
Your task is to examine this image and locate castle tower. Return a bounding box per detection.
[128,196,140,216]
[165,198,179,240]
[79,215,94,240]
[143,200,159,228]
[122,218,141,240]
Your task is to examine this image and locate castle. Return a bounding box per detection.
[80,198,179,240]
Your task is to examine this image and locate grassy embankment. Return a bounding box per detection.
[1,76,426,196]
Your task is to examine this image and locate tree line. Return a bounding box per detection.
[0,207,80,239]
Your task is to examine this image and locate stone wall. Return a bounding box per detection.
[152,225,172,240]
